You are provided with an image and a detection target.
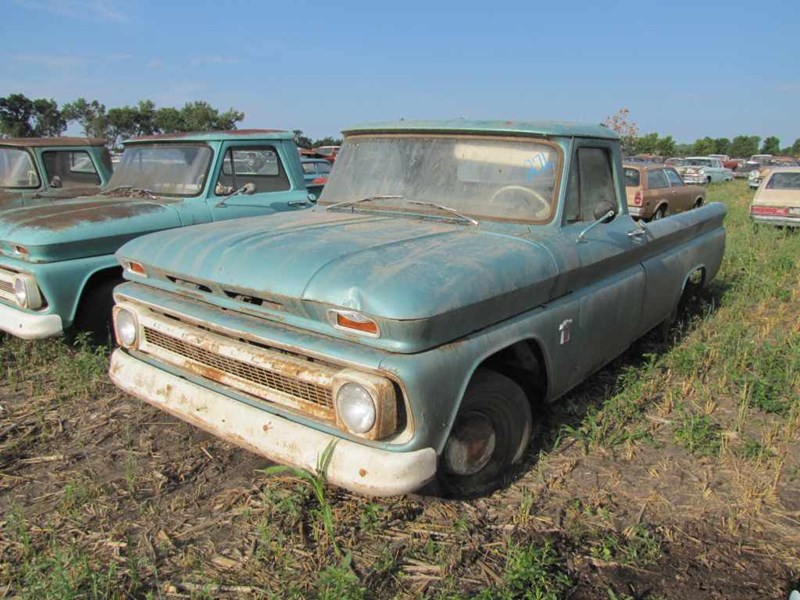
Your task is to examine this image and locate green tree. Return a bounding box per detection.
[107,100,159,147]
[655,135,676,157]
[792,138,800,157]
[691,136,716,156]
[760,136,781,155]
[0,93,66,137]
[293,129,313,149]
[634,132,659,154]
[729,135,760,158]
[177,101,244,132]
[62,98,109,140]
[713,138,731,155]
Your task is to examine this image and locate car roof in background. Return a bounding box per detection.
[125,129,292,144]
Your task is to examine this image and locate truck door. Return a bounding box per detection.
[208,142,310,221]
[558,143,648,389]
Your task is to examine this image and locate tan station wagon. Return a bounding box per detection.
[624,163,706,221]
[750,167,800,228]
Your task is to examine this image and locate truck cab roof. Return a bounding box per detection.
[343,119,619,140]
[125,129,293,144]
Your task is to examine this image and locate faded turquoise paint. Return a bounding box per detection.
[0,139,113,210]
[0,130,316,336]
[110,122,728,488]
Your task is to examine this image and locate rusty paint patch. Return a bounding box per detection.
[0,137,106,148]
[359,468,367,477]
[2,199,172,231]
[128,129,287,143]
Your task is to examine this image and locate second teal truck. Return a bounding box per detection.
[0,129,318,339]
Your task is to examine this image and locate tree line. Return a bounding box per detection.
[0,93,245,148]
[604,108,800,158]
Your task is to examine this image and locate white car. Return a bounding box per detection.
[750,167,800,227]
[676,157,734,184]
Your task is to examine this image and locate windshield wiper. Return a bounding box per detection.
[406,201,478,226]
[325,195,404,211]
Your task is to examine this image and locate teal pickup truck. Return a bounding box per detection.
[0,129,317,339]
[109,120,727,497]
[0,137,113,209]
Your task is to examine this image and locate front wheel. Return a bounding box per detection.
[438,370,533,498]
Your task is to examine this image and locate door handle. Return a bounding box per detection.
[288,200,309,207]
[627,228,646,238]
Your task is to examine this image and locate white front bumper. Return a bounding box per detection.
[109,349,438,496]
[0,302,63,339]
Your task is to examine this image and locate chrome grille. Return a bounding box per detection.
[0,267,18,304]
[143,326,335,416]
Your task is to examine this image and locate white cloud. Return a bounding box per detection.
[12,0,128,23]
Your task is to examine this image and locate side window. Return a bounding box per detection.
[42,150,101,187]
[647,170,669,189]
[564,147,616,223]
[215,146,290,195]
[665,169,684,187]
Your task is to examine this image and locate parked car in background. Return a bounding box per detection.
[750,167,800,227]
[301,157,332,197]
[0,138,113,209]
[109,119,727,498]
[313,145,340,163]
[624,163,705,221]
[748,157,800,188]
[0,129,316,340]
[709,154,739,170]
[675,157,734,184]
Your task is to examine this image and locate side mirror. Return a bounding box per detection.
[577,203,617,244]
[593,201,616,222]
[49,175,62,189]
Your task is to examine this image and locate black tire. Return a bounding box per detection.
[693,197,704,209]
[438,370,532,498]
[652,206,666,221]
[72,277,122,346]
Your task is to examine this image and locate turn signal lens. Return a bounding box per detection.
[330,310,380,337]
[634,191,643,206]
[12,244,29,258]
[124,260,147,277]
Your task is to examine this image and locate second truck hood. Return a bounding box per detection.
[0,197,183,262]
[120,209,561,323]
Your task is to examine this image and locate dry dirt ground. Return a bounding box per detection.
[1,183,799,599]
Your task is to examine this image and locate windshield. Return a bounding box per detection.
[685,159,713,167]
[319,135,560,222]
[766,172,800,190]
[0,147,40,188]
[623,167,641,187]
[108,144,212,197]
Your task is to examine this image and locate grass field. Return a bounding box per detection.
[0,180,798,599]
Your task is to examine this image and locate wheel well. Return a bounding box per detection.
[476,339,548,410]
[695,196,704,205]
[75,267,123,318]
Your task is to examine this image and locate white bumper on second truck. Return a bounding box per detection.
[109,349,438,496]
[0,302,63,339]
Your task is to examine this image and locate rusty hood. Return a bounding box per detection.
[0,196,183,262]
[0,185,106,210]
[118,209,562,350]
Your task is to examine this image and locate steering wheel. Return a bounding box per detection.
[489,185,550,216]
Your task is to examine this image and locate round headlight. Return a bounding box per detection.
[13,277,28,307]
[114,307,138,348]
[12,274,42,310]
[335,383,376,434]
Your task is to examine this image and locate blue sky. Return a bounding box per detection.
[1,0,798,145]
